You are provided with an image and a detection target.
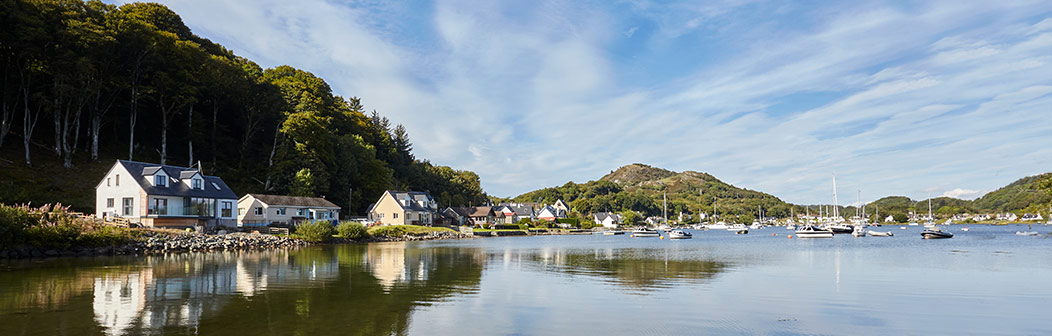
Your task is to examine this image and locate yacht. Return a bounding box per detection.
[1016,223,1038,236]
[631,227,661,237]
[852,225,868,237]
[668,229,693,239]
[795,225,833,238]
[707,222,729,230]
[727,223,748,231]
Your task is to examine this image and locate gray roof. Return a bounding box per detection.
[387,190,437,212]
[595,212,617,221]
[116,160,238,199]
[179,170,201,179]
[247,194,340,209]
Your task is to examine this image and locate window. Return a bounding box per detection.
[116,174,120,186]
[238,208,245,216]
[154,175,167,187]
[150,198,168,215]
[393,213,398,219]
[378,213,384,219]
[106,198,114,208]
[211,182,221,190]
[221,201,233,218]
[297,208,306,217]
[122,197,133,216]
[276,207,286,216]
[107,178,111,187]
[254,207,263,215]
[192,178,203,190]
[188,198,215,216]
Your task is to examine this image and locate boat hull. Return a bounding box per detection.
[795,232,833,238]
[921,230,953,239]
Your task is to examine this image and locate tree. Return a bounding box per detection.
[290,168,314,197]
[621,211,642,226]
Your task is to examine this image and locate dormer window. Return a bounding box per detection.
[154,175,167,187]
[192,178,203,190]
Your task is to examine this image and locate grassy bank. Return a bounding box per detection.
[0,203,138,250]
[368,225,456,237]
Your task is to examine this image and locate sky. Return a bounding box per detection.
[115,0,1052,205]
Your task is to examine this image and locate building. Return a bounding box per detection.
[95,160,238,228]
[444,207,473,226]
[593,212,621,228]
[552,199,570,214]
[236,194,341,227]
[368,190,441,226]
[495,204,535,224]
[536,205,567,222]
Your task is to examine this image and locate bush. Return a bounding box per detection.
[294,220,335,242]
[369,225,409,237]
[517,218,533,225]
[0,204,137,249]
[336,221,369,240]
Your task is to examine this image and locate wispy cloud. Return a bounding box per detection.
[133,0,1052,204]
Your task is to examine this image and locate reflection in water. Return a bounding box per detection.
[0,245,485,336]
[523,248,731,292]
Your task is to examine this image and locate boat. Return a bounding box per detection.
[1016,223,1038,236]
[827,224,854,234]
[852,225,867,237]
[921,227,953,239]
[908,222,919,226]
[960,227,969,232]
[868,231,894,237]
[795,225,833,238]
[727,223,748,231]
[631,227,660,237]
[602,231,624,235]
[900,226,908,230]
[668,229,692,239]
[707,222,729,230]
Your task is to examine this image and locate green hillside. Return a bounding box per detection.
[513,163,791,223]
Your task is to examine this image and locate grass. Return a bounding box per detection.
[0,203,139,249]
[368,225,455,237]
[0,145,115,213]
[473,228,528,232]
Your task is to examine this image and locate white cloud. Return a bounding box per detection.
[134,0,1052,204]
[942,188,984,200]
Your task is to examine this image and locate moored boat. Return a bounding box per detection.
[921,227,953,239]
[668,229,692,239]
[631,227,660,237]
[795,225,833,238]
[602,231,625,235]
[852,225,867,237]
[868,231,894,237]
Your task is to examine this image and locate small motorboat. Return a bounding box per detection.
[961,227,969,232]
[795,225,833,238]
[852,226,868,237]
[735,229,749,234]
[900,226,908,230]
[631,227,661,237]
[602,231,625,235]
[868,231,894,237]
[1016,231,1039,236]
[921,227,954,239]
[827,225,854,234]
[668,229,692,239]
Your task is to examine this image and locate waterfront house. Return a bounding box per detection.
[536,205,566,222]
[236,194,341,228]
[468,206,495,226]
[553,199,570,214]
[997,213,1018,221]
[95,160,238,228]
[1022,213,1044,221]
[593,212,621,228]
[972,214,992,221]
[368,190,441,226]
[884,215,895,223]
[495,204,536,224]
[444,207,473,226]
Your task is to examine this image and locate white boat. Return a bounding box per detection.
[707,222,729,230]
[960,227,969,232]
[668,229,692,239]
[631,227,660,237]
[868,231,894,237]
[795,225,833,238]
[602,231,624,235]
[786,224,797,230]
[852,225,867,237]
[1016,223,1038,236]
[900,226,908,230]
[726,223,748,231]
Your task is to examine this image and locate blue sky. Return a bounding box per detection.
[121,0,1052,204]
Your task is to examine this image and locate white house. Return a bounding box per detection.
[237,194,341,227]
[884,215,895,223]
[95,160,238,228]
[536,205,566,222]
[593,212,621,228]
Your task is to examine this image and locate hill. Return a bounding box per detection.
[514,163,791,223]
[972,173,1052,213]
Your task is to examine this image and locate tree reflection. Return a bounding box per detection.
[524,248,731,292]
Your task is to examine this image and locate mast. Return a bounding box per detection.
[927,192,933,223]
[663,191,667,224]
[832,174,839,219]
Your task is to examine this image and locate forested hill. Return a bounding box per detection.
[0,0,486,214]
[513,163,791,222]
[866,172,1052,219]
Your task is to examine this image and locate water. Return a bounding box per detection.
[1,224,1050,335]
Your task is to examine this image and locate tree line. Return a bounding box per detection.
[0,0,486,214]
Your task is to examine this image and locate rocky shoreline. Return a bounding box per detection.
[0,229,475,260]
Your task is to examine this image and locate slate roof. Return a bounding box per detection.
[386,190,437,212]
[468,206,493,217]
[116,160,238,199]
[179,170,201,179]
[594,212,618,222]
[246,194,340,209]
[446,207,473,218]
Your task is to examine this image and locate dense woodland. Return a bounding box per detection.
[0,0,487,214]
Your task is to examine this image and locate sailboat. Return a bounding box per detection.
[921,195,952,239]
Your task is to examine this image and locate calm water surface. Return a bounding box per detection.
[2,224,1051,335]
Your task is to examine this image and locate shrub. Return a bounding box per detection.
[517,218,533,225]
[294,220,335,242]
[336,221,369,240]
[369,225,409,237]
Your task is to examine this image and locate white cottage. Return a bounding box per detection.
[95,160,238,228]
